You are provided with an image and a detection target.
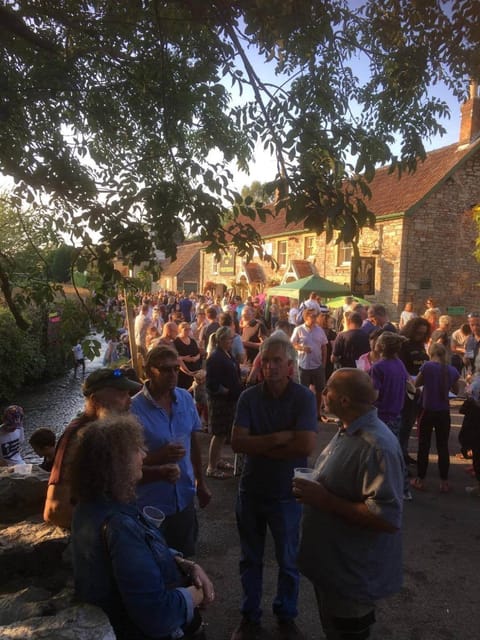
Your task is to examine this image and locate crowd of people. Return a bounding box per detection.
[3,289,480,640]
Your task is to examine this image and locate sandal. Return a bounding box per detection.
[410,477,425,491]
[217,459,234,471]
[439,481,450,493]
[205,468,231,479]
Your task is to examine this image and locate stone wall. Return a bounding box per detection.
[401,152,480,317]
[0,469,115,639]
[198,148,480,321]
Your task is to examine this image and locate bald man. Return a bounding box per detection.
[294,369,404,640]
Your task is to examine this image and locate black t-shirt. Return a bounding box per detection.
[399,341,429,375]
[332,329,370,368]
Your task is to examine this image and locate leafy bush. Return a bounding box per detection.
[0,308,46,403]
[0,297,94,400]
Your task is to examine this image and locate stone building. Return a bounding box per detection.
[198,85,480,320]
[157,240,206,294]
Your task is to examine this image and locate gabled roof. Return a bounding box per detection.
[160,241,206,277]
[230,138,480,238]
[366,139,480,218]
[290,260,317,279]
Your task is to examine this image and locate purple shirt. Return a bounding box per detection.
[419,361,459,411]
[371,358,408,422]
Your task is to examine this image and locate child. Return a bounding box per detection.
[0,405,25,466]
[189,369,208,432]
[29,427,56,472]
[72,340,86,376]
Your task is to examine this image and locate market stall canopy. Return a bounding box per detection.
[326,295,372,309]
[266,275,350,302]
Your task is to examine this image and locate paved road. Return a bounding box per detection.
[196,402,480,640]
[12,357,480,639]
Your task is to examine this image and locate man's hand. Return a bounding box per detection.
[144,442,186,465]
[157,463,181,483]
[292,477,330,510]
[142,463,181,484]
[271,431,295,448]
[196,480,212,509]
[163,442,187,462]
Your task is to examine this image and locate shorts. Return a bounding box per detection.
[299,366,325,392]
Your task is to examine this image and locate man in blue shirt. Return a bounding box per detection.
[131,345,211,557]
[230,334,318,640]
[294,369,404,640]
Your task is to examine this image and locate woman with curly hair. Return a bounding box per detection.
[398,317,431,465]
[70,415,214,640]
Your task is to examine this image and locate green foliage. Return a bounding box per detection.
[47,245,77,283]
[0,0,478,309]
[0,308,46,402]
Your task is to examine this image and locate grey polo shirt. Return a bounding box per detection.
[298,408,404,602]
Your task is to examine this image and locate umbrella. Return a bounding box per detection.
[325,295,372,309]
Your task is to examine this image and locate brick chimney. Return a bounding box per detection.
[459,79,480,146]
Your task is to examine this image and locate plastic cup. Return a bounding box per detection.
[293,467,315,480]
[142,506,165,528]
[13,464,33,475]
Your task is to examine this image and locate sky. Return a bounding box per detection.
[227,37,466,191]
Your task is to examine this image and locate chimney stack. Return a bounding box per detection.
[459,79,480,146]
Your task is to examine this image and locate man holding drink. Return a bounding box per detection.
[131,345,211,557]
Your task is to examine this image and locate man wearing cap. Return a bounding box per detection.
[44,368,142,529]
[304,292,322,315]
[131,345,211,557]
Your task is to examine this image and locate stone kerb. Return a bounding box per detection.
[0,466,49,523]
[0,471,116,640]
[0,521,115,639]
[0,603,116,639]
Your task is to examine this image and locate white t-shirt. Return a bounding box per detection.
[0,425,25,465]
[72,343,84,361]
[291,324,328,369]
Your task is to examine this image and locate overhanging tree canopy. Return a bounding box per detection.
[0,0,479,325]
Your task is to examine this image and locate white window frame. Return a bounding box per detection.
[304,235,315,259]
[337,241,353,266]
[277,240,288,267]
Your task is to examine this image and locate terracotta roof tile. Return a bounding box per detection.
[290,260,317,278]
[231,140,480,236]
[366,141,480,217]
[160,241,206,277]
[244,262,266,283]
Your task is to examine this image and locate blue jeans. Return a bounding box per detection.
[235,492,301,623]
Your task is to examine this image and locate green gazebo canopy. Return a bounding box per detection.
[266,275,350,303]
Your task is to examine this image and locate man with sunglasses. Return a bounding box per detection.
[131,345,211,556]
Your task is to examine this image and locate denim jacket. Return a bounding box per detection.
[72,499,194,639]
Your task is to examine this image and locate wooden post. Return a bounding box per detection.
[124,290,142,379]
